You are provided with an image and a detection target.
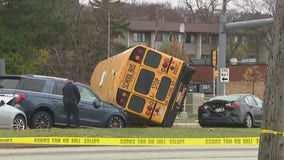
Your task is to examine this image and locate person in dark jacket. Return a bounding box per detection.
[62,80,81,128]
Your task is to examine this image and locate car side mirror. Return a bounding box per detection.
[93,99,102,109]
[0,100,5,106]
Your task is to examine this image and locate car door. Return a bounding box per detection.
[49,81,66,124]
[244,95,262,125]
[0,95,15,128]
[76,84,107,127]
[252,96,263,122]
[0,103,11,128]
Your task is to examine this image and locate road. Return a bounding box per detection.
[0,146,258,160]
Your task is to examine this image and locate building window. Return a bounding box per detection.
[156,32,169,42]
[133,32,147,42]
[241,36,247,44]
[177,34,183,43]
[202,34,213,44]
[233,35,238,43]
[186,34,195,43]
[169,33,183,43]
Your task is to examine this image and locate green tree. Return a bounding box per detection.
[45,0,129,82]
[0,0,68,74]
[90,0,129,57]
[160,39,188,61]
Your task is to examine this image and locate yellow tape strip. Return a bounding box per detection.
[261,129,284,136]
[0,137,259,146]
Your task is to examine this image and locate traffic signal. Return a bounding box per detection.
[211,49,217,67]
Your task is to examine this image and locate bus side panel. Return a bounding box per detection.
[89,51,131,104]
[162,64,195,127]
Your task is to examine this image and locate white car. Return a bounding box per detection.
[0,94,27,130]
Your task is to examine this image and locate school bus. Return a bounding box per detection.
[90,45,195,127]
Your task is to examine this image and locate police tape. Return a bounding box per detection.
[0,137,259,146]
[261,129,284,136]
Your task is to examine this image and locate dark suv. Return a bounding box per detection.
[0,75,128,129]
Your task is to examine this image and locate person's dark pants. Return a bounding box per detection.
[64,102,80,128]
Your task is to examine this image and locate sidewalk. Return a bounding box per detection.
[173,122,200,127]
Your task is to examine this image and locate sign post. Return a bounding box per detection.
[220,68,229,83]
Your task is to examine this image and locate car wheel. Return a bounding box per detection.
[31,111,53,129]
[243,114,253,128]
[13,115,26,130]
[106,115,125,128]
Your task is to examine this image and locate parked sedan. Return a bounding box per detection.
[0,94,27,130]
[198,94,263,128]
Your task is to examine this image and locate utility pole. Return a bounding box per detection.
[217,0,227,95]
[0,59,5,75]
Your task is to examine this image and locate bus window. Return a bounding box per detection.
[144,50,161,68]
[128,95,145,113]
[134,69,155,95]
[156,77,171,101]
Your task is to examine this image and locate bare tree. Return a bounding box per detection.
[182,0,221,23]
[242,65,265,95]
[232,0,275,14]
[258,0,284,159]
[225,0,274,63]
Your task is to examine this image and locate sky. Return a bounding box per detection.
[80,0,183,8]
[80,0,241,12]
[127,0,182,7]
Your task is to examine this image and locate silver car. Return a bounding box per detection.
[0,94,27,130]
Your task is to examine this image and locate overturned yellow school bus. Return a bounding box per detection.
[90,45,195,127]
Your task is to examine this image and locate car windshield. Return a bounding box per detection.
[210,95,241,101]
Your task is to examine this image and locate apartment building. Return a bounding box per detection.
[116,20,269,65]
[118,20,218,60]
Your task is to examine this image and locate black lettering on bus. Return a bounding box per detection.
[122,73,133,89]
[151,77,160,89]
[165,81,175,102]
[176,87,187,106]
[128,64,136,73]
[122,64,136,89]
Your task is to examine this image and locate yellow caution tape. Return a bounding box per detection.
[0,137,259,146]
[261,129,284,136]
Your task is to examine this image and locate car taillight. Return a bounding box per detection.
[231,102,240,107]
[15,93,26,104]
